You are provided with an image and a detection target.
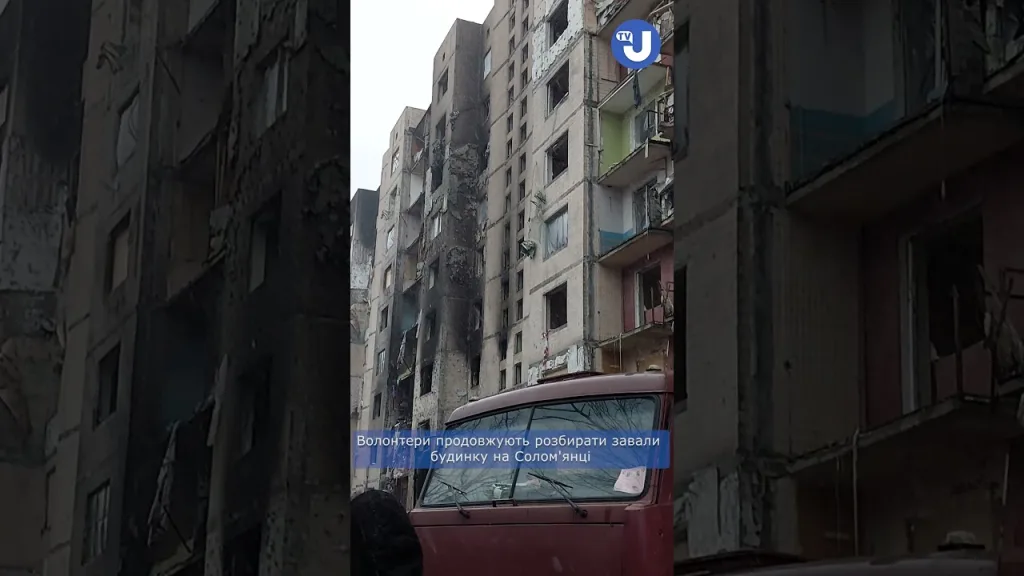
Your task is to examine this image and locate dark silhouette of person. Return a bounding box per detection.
[352,489,424,576]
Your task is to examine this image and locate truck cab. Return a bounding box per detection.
[409,370,675,576]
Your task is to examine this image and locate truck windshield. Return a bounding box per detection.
[420,395,659,506]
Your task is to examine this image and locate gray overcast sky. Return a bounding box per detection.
[351,0,494,197]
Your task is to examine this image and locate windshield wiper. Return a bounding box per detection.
[528,472,588,518]
[436,479,471,518]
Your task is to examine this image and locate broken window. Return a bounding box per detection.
[390,149,399,175]
[517,210,525,231]
[483,50,492,77]
[516,299,523,321]
[508,87,515,107]
[431,214,441,238]
[477,250,485,275]
[506,139,513,158]
[521,44,529,63]
[420,363,434,394]
[257,51,289,135]
[437,69,449,98]
[522,18,529,36]
[546,283,568,330]
[418,419,431,431]
[548,132,568,180]
[507,113,514,133]
[516,270,524,291]
[428,260,439,288]
[116,93,139,167]
[380,306,389,329]
[515,332,523,352]
[521,68,528,88]
[514,362,523,385]
[509,36,516,55]
[918,216,985,359]
[107,214,131,292]
[508,60,515,82]
[633,180,661,230]
[94,345,120,426]
[544,207,568,256]
[248,199,280,291]
[386,226,395,249]
[506,167,513,187]
[518,181,526,201]
[83,482,110,562]
[633,106,656,148]
[372,393,382,418]
[639,266,662,312]
[510,12,516,30]
[502,307,509,328]
[424,312,436,340]
[472,301,483,329]
[376,349,387,374]
[547,63,569,111]
[483,96,491,119]
[383,266,393,290]
[505,194,512,214]
[519,123,527,143]
[548,0,568,46]
[519,153,527,172]
[238,363,269,456]
[501,279,510,301]
[471,356,481,387]
[499,369,507,391]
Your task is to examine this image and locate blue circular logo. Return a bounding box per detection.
[611,20,662,70]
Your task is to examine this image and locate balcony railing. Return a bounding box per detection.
[599,180,673,255]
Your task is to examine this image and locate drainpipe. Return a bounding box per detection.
[584,32,598,369]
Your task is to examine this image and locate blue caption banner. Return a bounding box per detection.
[352,430,671,470]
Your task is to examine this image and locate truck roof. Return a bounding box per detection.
[447,371,674,425]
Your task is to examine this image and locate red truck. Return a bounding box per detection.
[409,370,675,576]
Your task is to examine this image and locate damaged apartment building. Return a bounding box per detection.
[353,0,677,506]
[18,0,352,574]
[0,0,90,574]
[673,0,1024,564]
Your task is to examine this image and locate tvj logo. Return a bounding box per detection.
[611,19,662,70]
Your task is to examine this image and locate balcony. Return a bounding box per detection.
[599,66,674,188]
[596,0,666,41]
[396,325,419,380]
[784,0,1024,222]
[598,180,673,268]
[598,280,674,355]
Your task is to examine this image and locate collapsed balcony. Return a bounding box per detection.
[598,179,673,268]
[598,64,674,188]
[785,0,1024,221]
[599,265,674,373]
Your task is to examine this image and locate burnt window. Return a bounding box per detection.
[424,311,436,341]
[116,93,139,167]
[516,298,524,320]
[106,214,131,292]
[257,52,289,135]
[548,132,568,180]
[516,270,524,290]
[505,193,512,214]
[499,369,507,391]
[437,69,449,98]
[428,260,439,288]
[514,332,523,352]
[501,279,510,301]
[548,0,568,46]
[383,266,393,290]
[380,306,389,329]
[639,266,662,311]
[435,114,447,142]
[376,349,387,374]
[471,356,481,387]
[372,393,382,418]
[919,216,985,358]
[547,63,569,111]
[238,362,270,456]
[420,363,434,394]
[546,283,568,330]
[94,345,120,426]
[249,198,281,291]
[514,362,523,385]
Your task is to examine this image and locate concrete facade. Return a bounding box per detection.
[0,0,89,575]
[23,0,353,575]
[673,0,1024,563]
[350,0,677,508]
